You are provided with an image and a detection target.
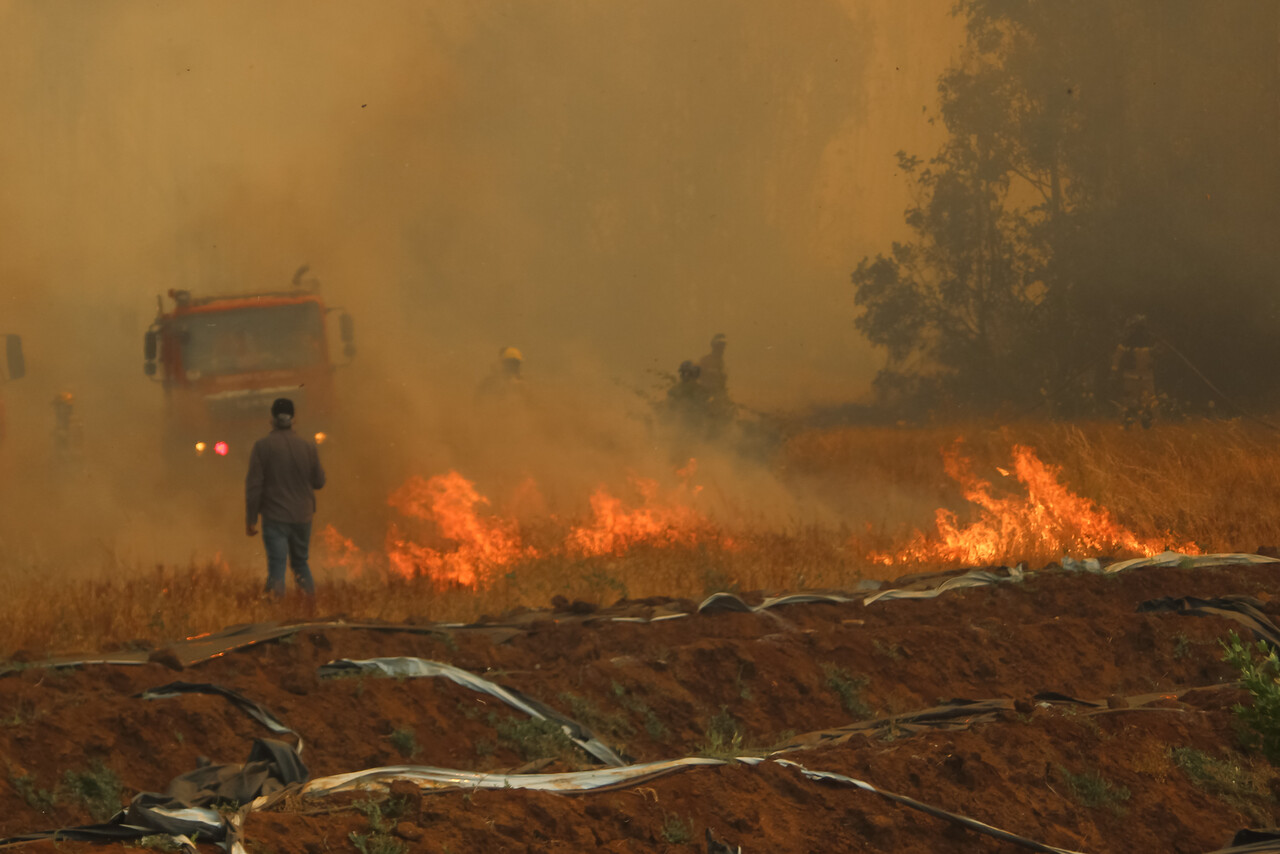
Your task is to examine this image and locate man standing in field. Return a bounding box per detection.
[246,397,326,597]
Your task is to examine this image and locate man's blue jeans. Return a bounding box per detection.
[262,519,316,597]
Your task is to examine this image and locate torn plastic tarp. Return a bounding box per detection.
[1137,595,1280,650]
[1106,551,1280,574]
[0,824,200,852]
[698,591,860,615]
[0,618,510,676]
[0,739,304,851]
[1209,829,1280,853]
[863,565,1025,604]
[136,681,304,753]
[288,755,1083,854]
[317,657,626,767]
[0,737,307,850]
[292,756,724,801]
[165,738,307,808]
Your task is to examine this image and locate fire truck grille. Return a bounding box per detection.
[205,386,306,421]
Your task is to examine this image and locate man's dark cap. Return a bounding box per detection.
[271,398,295,417]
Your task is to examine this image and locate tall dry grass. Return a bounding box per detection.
[782,417,1280,553]
[3,417,1278,658]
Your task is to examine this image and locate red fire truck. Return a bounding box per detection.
[143,274,353,463]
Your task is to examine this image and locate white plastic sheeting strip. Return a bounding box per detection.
[862,566,1025,604]
[137,682,305,754]
[286,756,1087,854]
[1103,551,1280,574]
[318,657,626,767]
[292,757,725,801]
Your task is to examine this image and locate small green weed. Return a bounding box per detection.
[1170,746,1267,820]
[388,728,418,759]
[348,829,406,854]
[134,836,184,851]
[643,710,668,740]
[63,760,124,822]
[661,813,694,844]
[821,663,873,719]
[0,699,43,727]
[557,692,631,739]
[349,797,409,854]
[494,716,575,762]
[1171,747,1255,796]
[1173,634,1193,660]
[10,772,57,813]
[697,707,744,758]
[872,640,904,660]
[1057,765,1130,814]
[611,682,667,740]
[353,794,411,823]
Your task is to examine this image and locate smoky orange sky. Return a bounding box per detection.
[0,0,960,409]
[0,1,973,569]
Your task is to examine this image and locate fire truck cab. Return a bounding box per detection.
[144,278,353,465]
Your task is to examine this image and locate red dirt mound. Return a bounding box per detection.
[1,563,1278,852]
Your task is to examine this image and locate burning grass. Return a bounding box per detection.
[2,417,1277,658]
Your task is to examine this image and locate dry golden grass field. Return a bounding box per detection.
[3,418,1277,659]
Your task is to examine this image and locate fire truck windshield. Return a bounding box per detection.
[180,302,325,377]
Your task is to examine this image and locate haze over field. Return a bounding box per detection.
[0,1,1274,576]
[0,0,963,566]
[0,0,959,412]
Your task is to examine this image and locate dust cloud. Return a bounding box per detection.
[0,0,959,571]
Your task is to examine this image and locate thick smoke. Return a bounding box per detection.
[0,1,958,569]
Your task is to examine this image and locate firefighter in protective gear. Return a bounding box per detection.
[477,346,526,399]
[1111,316,1157,429]
[664,360,712,433]
[697,334,728,396]
[695,334,735,434]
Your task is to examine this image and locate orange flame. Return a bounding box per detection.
[320,462,726,586]
[385,471,532,586]
[568,475,717,556]
[318,523,369,578]
[872,443,1195,566]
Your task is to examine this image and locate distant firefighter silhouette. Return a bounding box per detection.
[1111,316,1157,429]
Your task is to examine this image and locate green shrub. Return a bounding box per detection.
[1057,765,1130,814]
[63,761,123,822]
[821,663,873,719]
[1221,631,1280,763]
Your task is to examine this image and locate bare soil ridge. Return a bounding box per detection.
[2,561,1279,852]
